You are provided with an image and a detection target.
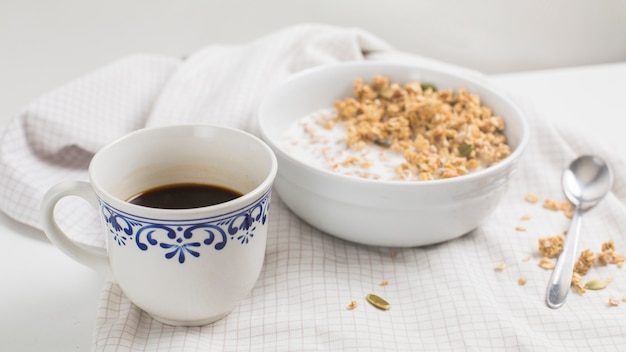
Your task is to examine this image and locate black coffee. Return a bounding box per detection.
[127,183,243,209]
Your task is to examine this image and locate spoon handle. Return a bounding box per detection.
[546,206,584,309]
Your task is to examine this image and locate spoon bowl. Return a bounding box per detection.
[546,155,613,309]
[562,155,613,210]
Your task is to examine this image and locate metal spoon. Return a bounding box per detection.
[546,155,613,309]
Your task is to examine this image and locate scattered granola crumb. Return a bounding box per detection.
[525,193,539,203]
[571,273,586,294]
[495,263,506,271]
[608,297,620,307]
[390,251,397,258]
[538,234,565,258]
[380,280,389,286]
[522,256,530,262]
[598,240,625,266]
[574,249,596,276]
[518,277,527,285]
[543,198,561,211]
[346,300,358,310]
[542,198,573,218]
[539,257,555,270]
[515,226,527,232]
[520,214,531,220]
[602,239,615,251]
[622,296,626,302]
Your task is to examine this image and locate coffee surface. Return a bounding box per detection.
[127,183,242,209]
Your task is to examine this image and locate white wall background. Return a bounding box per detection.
[2,0,626,123]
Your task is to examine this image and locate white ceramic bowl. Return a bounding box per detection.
[259,62,529,247]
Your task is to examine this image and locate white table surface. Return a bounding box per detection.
[1,62,625,351]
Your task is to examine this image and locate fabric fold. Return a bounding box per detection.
[0,55,180,245]
[145,24,393,133]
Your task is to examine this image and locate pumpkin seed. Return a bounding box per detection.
[584,279,610,290]
[421,82,437,92]
[373,139,391,148]
[459,143,474,157]
[366,293,390,310]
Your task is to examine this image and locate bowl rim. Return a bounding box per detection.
[259,61,530,187]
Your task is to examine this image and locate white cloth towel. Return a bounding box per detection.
[1,24,626,351]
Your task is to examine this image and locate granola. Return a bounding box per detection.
[598,240,626,265]
[524,193,623,303]
[281,75,512,181]
[574,249,596,276]
[571,273,586,294]
[539,257,555,270]
[525,193,539,203]
[494,263,506,271]
[538,234,565,258]
[542,197,574,218]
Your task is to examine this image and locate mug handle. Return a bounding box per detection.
[41,181,112,277]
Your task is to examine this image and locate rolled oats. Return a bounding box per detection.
[543,198,561,211]
[540,198,573,218]
[525,193,539,203]
[539,257,555,270]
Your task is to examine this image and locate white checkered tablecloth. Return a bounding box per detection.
[1,24,625,351]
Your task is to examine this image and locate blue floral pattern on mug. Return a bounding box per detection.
[99,190,271,263]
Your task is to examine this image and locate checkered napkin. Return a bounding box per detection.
[2,24,626,351]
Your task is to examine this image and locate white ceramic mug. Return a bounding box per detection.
[41,124,278,326]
